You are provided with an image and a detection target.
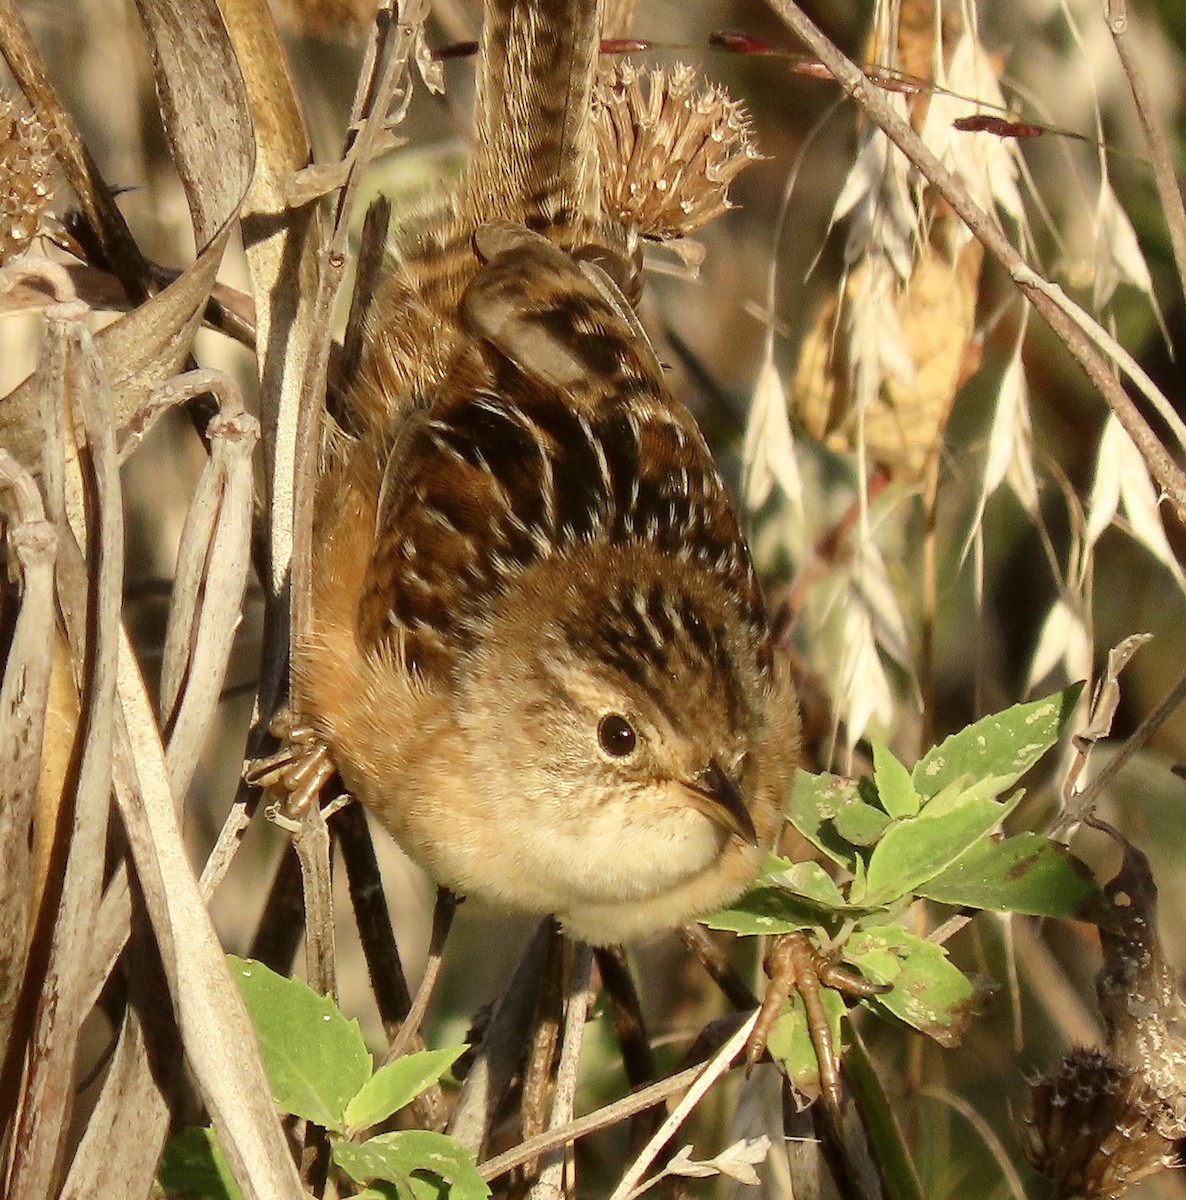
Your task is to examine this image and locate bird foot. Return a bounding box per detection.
[747,930,889,1117]
[245,714,341,828]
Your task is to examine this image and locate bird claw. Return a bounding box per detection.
[746,930,890,1118]
[245,713,340,826]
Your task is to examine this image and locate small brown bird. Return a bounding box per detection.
[286,0,800,945]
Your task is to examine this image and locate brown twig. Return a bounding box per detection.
[519,930,566,1186]
[1105,0,1186,308]
[383,888,458,1066]
[531,942,595,1199]
[451,920,558,1154]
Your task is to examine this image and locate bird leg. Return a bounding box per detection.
[245,713,340,828]
[748,931,889,1119]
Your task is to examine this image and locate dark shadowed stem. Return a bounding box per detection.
[765,0,1186,528]
[383,888,458,1067]
[337,196,393,408]
[248,847,306,976]
[680,924,759,1009]
[593,945,663,1153]
[336,803,448,1130]
[839,1030,922,1200]
[336,802,412,1028]
[784,1084,825,1200]
[1106,0,1186,307]
[451,920,558,1154]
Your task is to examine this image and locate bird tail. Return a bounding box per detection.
[462,0,603,232]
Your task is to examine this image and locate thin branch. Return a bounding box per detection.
[382,888,457,1066]
[1106,0,1186,308]
[531,943,595,1200]
[479,1060,724,1184]
[606,1011,758,1200]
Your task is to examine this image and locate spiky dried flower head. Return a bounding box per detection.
[592,61,762,241]
[0,98,53,267]
[1020,1046,1184,1199]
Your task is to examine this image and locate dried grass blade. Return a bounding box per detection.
[607,1011,758,1200]
[7,318,121,1200]
[214,0,322,638]
[60,935,177,1200]
[157,372,258,797]
[0,452,56,1065]
[112,634,305,1199]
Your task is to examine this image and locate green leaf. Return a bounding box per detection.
[832,798,893,846]
[228,955,371,1131]
[699,884,824,936]
[912,688,1079,800]
[334,1131,490,1200]
[157,1127,244,1200]
[345,1046,465,1134]
[765,988,847,1102]
[767,860,848,909]
[843,927,976,1047]
[872,743,920,818]
[786,770,862,869]
[855,793,1020,907]
[917,833,1106,918]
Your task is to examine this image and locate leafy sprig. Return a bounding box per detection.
[703,687,1106,1092]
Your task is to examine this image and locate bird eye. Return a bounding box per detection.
[597,713,637,757]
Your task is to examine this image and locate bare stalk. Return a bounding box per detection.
[1106,0,1186,307]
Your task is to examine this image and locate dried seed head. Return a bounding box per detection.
[1020,1046,1185,1199]
[0,99,54,267]
[592,61,761,241]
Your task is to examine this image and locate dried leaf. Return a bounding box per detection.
[1117,425,1184,587]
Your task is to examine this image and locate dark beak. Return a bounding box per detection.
[684,760,757,846]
